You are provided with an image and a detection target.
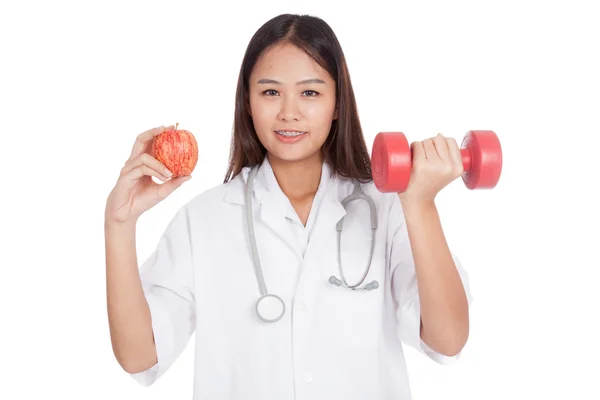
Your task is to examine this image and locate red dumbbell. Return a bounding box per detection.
[371,130,503,193]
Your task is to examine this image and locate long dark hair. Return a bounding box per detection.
[223,13,372,184]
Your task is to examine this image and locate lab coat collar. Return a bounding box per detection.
[223,156,347,259]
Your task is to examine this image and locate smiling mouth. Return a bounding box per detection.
[274,130,307,137]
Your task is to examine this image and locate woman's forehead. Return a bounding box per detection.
[251,44,332,85]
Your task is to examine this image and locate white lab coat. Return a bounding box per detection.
[129,155,473,399]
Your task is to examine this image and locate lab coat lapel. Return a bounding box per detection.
[258,193,300,258]
[222,162,300,258]
[259,182,347,261]
[254,158,303,259]
[303,182,347,260]
[257,158,346,261]
[228,157,349,260]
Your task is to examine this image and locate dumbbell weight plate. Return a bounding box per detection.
[371,132,412,193]
[461,130,503,189]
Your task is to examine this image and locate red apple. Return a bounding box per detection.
[152,123,198,177]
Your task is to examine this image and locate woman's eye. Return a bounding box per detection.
[261,89,319,97]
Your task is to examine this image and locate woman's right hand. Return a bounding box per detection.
[105,125,192,225]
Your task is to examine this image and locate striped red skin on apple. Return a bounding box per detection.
[151,123,198,177]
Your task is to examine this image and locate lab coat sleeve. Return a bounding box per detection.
[129,205,197,386]
[388,197,473,365]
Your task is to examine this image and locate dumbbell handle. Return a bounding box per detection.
[410,147,473,171]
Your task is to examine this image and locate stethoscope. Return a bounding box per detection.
[246,164,379,323]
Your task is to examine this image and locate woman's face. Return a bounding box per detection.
[248,43,338,165]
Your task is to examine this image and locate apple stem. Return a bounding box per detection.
[175,122,179,130]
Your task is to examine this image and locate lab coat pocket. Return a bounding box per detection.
[321,249,386,349]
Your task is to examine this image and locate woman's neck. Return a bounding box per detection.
[267,153,323,202]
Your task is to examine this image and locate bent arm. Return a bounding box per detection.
[400,199,469,356]
[105,221,157,373]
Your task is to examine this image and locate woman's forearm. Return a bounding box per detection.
[400,198,469,356]
[105,220,157,373]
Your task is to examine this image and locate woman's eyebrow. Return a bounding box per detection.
[257,78,326,85]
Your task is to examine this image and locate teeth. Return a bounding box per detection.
[276,130,306,137]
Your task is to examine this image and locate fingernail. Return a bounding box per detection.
[165,169,172,177]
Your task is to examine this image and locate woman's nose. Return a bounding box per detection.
[277,97,301,120]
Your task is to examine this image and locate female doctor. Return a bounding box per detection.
[105,13,472,400]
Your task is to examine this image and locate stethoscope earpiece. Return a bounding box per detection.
[329,275,379,291]
[364,281,379,290]
[329,276,342,286]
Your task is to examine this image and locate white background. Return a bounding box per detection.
[1,0,599,399]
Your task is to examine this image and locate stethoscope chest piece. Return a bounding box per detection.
[256,293,285,323]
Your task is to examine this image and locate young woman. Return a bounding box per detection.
[105,13,472,400]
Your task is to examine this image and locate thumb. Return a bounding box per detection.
[157,175,192,200]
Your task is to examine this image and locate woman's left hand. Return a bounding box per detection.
[398,133,464,204]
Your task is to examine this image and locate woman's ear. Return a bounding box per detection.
[333,106,338,120]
